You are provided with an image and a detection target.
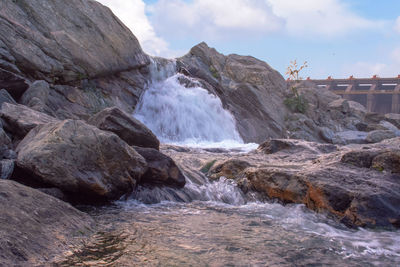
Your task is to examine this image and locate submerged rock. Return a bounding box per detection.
[89,107,160,150]
[16,119,147,203]
[134,146,185,188]
[0,180,93,266]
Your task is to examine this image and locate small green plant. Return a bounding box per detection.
[209,65,220,79]
[284,60,309,113]
[200,160,217,173]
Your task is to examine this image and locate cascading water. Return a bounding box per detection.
[58,59,400,266]
[134,59,244,147]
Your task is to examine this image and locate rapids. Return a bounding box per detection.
[57,60,400,266]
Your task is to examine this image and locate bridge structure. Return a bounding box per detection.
[307,75,400,114]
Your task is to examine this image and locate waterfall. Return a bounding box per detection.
[134,59,243,146]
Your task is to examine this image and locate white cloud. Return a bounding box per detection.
[148,0,285,40]
[97,0,172,56]
[267,0,383,37]
[395,17,400,33]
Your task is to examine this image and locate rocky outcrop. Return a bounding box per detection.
[164,138,400,229]
[15,119,147,203]
[0,180,93,266]
[89,107,160,150]
[177,42,288,143]
[0,0,148,82]
[0,102,59,139]
[134,146,185,188]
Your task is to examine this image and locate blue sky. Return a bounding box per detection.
[98,0,400,79]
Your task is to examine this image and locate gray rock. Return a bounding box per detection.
[16,120,147,203]
[0,0,149,82]
[319,127,335,143]
[0,103,58,138]
[366,130,396,144]
[384,113,400,129]
[333,131,368,145]
[37,188,68,202]
[379,120,400,136]
[0,68,29,99]
[0,89,16,107]
[0,159,14,179]
[20,80,50,112]
[134,146,185,188]
[89,107,160,150]
[0,180,93,266]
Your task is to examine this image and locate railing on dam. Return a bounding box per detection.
[305,75,400,114]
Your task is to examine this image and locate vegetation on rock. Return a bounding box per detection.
[284,60,309,113]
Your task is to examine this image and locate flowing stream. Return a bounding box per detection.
[59,60,400,266]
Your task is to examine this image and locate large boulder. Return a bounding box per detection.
[0,102,58,139]
[89,107,160,150]
[134,146,185,188]
[15,119,147,203]
[0,180,93,265]
[0,0,149,82]
[177,42,288,143]
[366,130,396,143]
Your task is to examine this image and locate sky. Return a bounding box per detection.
[97,0,400,79]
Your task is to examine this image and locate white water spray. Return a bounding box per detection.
[134,59,244,147]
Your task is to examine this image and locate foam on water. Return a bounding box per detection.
[134,60,245,148]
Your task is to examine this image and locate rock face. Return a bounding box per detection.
[0,102,59,139]
[0,0,151,122]
[0,180,93,266]
[134,146,185,188]
[16,119,147,203]
[177,42,288,143]
[0,0,148,82]
[89,107,160,150]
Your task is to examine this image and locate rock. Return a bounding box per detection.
[319,127,335,143]
[16,120,147,203]
[366,130,396,143]
[37,188,68,202]
[177,42,287,143]
[365,113,385,124]
[332,131,368,145]
[371,152,400,174]
[0,0,149,82]
[258,139,337,155]
[0,68,29,100]
[20,80,50,113]
[133,146,185,188]
[208,159,251,180]
[0,180,93,266]
[0,159,14,179]
[384,113,400,129]
[341,150,381,168]
[0,103,59,139]
[0,89,16,107]
[379,121,400,136]
[89,107,160,150]
[244,162,400,229]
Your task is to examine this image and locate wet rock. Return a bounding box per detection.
[0,180,93,266]
[16,120,147,203]
[134,146,185,188]
[371,152,400,174]
[89,107,159,150]
[208,159,251,180]
[366,130,396,143]
[0,103,58,139]
[258,139,337,154]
